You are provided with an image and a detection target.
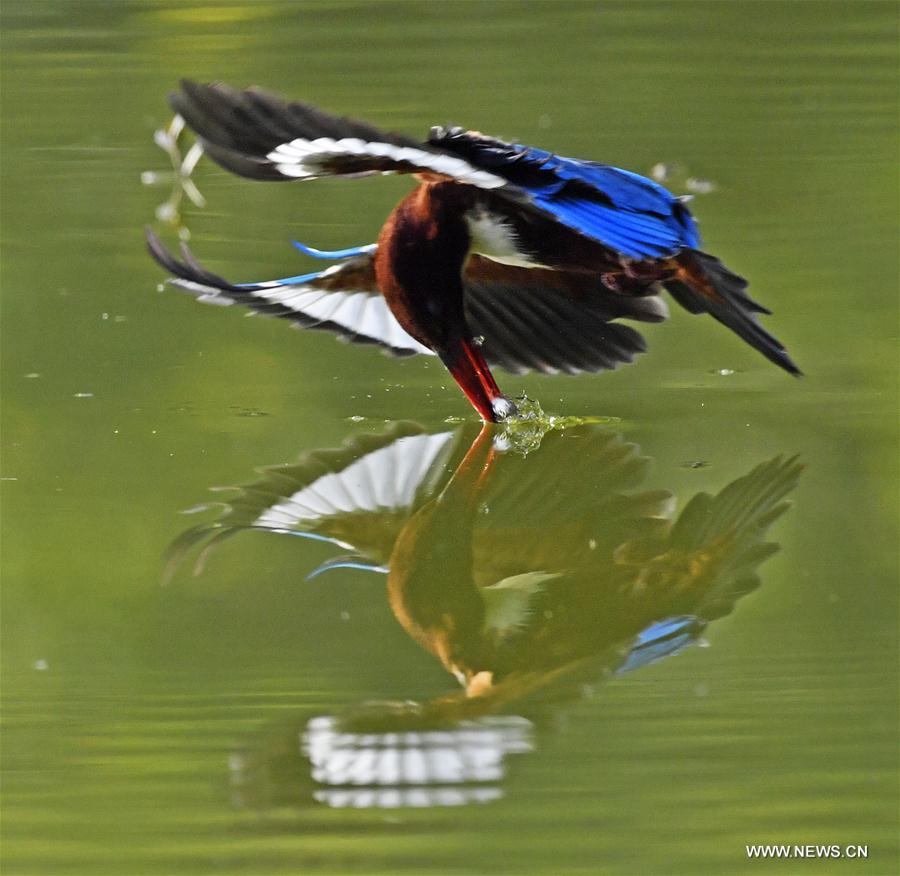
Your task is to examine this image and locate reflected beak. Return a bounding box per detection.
[441,339,517,423]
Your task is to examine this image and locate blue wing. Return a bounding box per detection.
[429,128,701,261]
[172,83,697,262]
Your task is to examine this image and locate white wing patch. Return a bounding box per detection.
[150,231,436,357]
[266,137,508,189]
[256,283,433,353]
[254,432,456,530]
[481,571,561,637]
[301,713,533,808]
[173,272,434,356]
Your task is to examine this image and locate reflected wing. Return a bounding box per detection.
[667,454,804,620]
[614,454,804,619]
[464,256,668,374]
[465,440,801,641]
[165,424,460,582]
[146,231,433,357]
[469,428,674,587]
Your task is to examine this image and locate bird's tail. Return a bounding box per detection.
[663,250,801,375]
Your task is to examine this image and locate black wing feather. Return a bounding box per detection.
[171,80,429,182]
[147,232,667,376]
[465,281,656,376]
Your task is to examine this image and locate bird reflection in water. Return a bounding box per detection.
[170,422,802,810]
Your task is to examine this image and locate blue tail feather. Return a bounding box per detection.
[235,269,326,288]
[291,240,377,259]
[306,555,389,580]
[616,615,704,675]
[235,239,378,288]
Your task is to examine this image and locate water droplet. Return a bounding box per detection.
[686,177,716,194]
[156,202,177,222]
[651,162,679,182]
[153,128,173,149]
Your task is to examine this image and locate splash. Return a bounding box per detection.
[495,394,620,455]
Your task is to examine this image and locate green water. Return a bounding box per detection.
[2,2,897,874]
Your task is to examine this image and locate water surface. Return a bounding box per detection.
[2,2,897,874]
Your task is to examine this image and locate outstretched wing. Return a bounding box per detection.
[430,127,701,261]
[465,255,668,375]
[168,82,696,261]
[170,80,510,190]
[146,231,433,357]
[147,232,669,374]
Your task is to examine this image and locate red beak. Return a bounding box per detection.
[442,339,517,422]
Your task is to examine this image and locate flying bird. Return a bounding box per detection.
[147,81,800,421]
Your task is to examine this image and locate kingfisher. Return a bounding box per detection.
[147,80,800,422]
